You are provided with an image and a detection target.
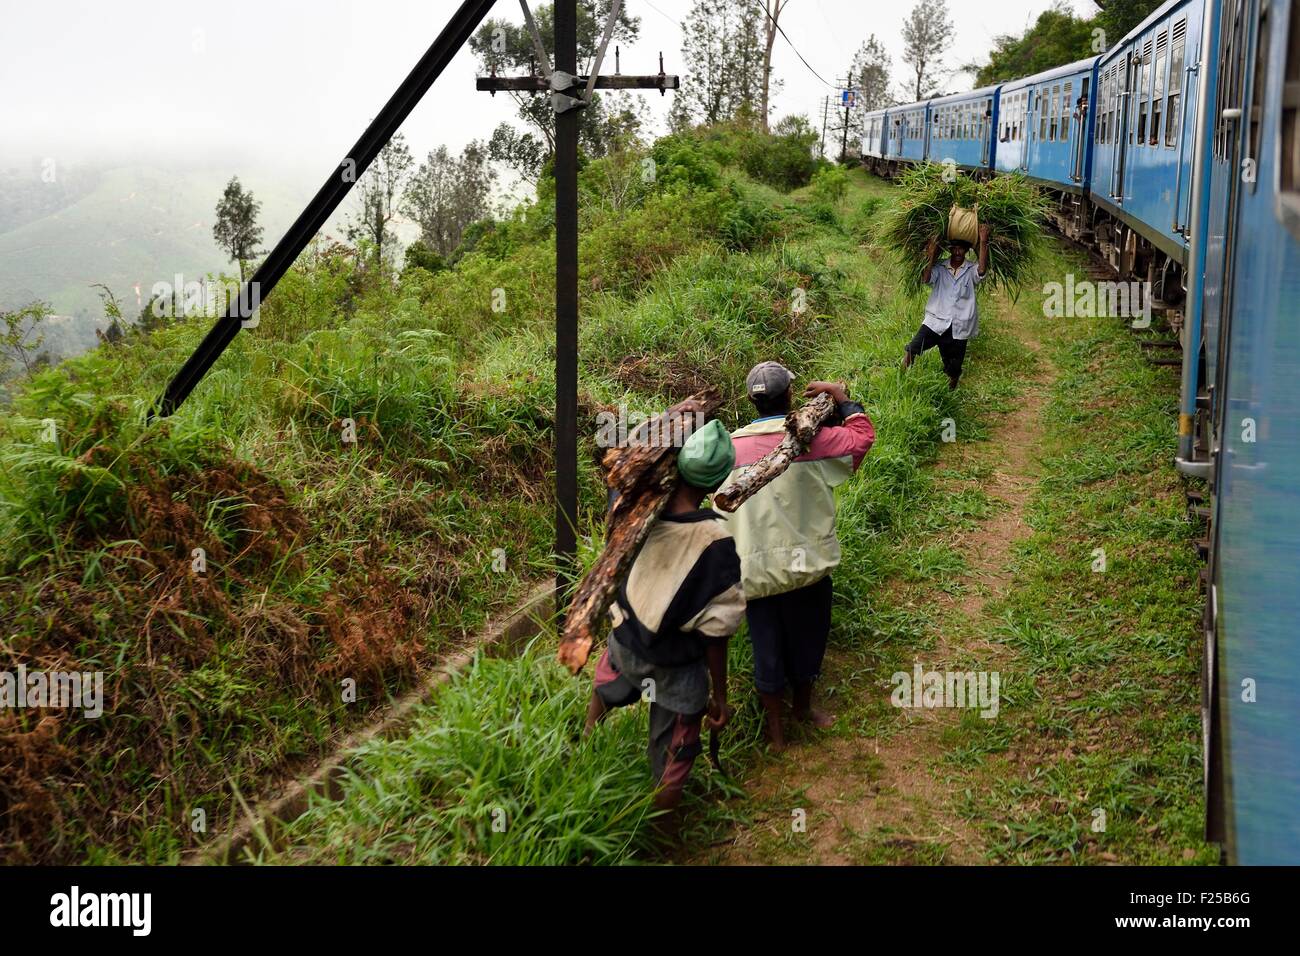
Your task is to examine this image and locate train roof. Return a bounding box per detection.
[998,56,1101,92]
[927,85,1000,107]
[1098,0,1195,64]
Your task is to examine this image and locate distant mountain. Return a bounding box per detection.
[0,163,322,360]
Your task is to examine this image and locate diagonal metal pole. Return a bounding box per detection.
[518,0,552,79]
[152,0,498,418]
[583,0,623,101]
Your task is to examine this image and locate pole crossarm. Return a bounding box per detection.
[477,73,679,93]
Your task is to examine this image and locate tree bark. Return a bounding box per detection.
[556,389,722,674]
[712,392,835,513]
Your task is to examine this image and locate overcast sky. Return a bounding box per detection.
[1,0,1099,177]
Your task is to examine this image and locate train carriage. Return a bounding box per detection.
[995,58,1099,193]
[886,103,930,165]
[862,108,889,162]
[925,86,1000,173]
[1089,0,1206,270]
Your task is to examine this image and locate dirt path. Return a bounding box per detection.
[697,296,1053,866]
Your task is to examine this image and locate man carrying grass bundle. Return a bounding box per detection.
[584,419,745,820]
[727,363,875,751]
[902,223,991,390]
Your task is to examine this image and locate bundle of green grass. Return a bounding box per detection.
[882,163,1048,297]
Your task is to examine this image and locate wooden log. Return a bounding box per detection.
[712,392,835,513]
[557,389,721,674]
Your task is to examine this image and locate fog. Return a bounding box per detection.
[1,0,1100,178]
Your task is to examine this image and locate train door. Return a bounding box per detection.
[1173,16,1196,233]
[1072,77,1089,182]
[1114,52,1134,201]
[1026,86,1037,171]
[981,98,990,165]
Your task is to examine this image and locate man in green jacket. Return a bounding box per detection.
[726,362,875,750]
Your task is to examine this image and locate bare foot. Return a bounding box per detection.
[794,707,835,728]
[764,721,787,753]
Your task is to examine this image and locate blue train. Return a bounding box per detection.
[863,0,1300,865]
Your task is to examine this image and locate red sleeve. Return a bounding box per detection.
[800,413,875,471]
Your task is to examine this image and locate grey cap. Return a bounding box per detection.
[746,361,794,399]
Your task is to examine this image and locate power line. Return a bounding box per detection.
[750,0,839,90]
[642,0,680,27]
[641,1,843,96]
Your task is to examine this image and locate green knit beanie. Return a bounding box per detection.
[677,418,735,490]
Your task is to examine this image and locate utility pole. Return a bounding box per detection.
[555,0,579,619]
[819,95,831,158]
[840,75,855,162]
[478,1,678,616]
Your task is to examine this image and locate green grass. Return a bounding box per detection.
[265,166,1047,864]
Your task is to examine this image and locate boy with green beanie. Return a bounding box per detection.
[584,418,746,816]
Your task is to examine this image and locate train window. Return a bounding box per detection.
[1246,0,1272,194]
[1113,64,1121,143]
[1217,0,1248,160]
[1102,71,1109,143]
[1038,91,1047,139]
[1282,0,1300,220]
[1137,39,1152,145]
[1152,29,1168,145]
[1062,82,1072,141]
[1167,19,1187,147]
[1048,84,1058,140]
[1097,73,1105,143]
[1102,67,1113,143]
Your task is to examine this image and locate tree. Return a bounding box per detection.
[403,141,495,259]
[670,0,770,130]
[212,176,263,283]
[965,0,1165,88]
[900,0,955,101]
[1095,0,1166,46]
[758,1,790,133]
[968,1,1096,86]
[470,1,643,180]
[0,302,51,379]
[345,133,413,268]
[844,34,893,149]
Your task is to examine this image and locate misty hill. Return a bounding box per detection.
[0,163,314,359]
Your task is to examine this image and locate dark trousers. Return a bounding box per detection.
[906,323,968,379]
[746,575,833,695]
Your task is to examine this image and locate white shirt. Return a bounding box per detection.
[923,259,984,340]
